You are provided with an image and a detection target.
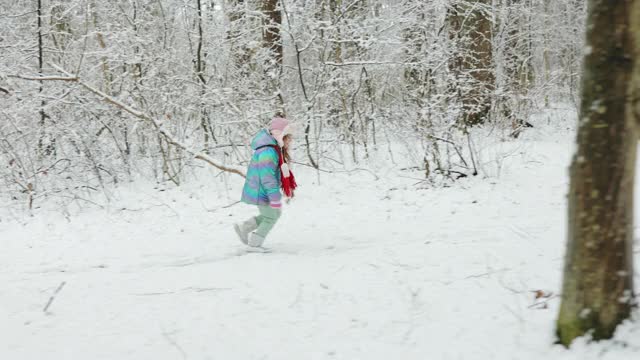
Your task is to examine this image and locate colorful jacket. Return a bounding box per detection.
[241,129,282,207]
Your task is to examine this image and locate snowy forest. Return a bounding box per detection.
[1,0,640,359]
[0,0,586,205]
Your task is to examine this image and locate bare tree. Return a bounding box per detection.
[36,0,53,156]
[0,0,601,207]
[498,0,535,136]
[196,0,216,152]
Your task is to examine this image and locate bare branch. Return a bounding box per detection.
[8,74,78,82]
[14,65,246,178]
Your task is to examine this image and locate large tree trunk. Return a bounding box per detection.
[556,0,640,346]
[261,0,284,115]
[448,0,495,127]
[262,0,283,66]
[226,0,251,81]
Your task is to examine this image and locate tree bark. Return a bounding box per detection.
[556,0,640,346]
[262,0,284,114]
[196,0,215,152]
[262,0,283,66]
[542,0,551,107]
[226,0,252,81]
[448,0,495,127]
[36,0,51,156]
[503,0,533,96]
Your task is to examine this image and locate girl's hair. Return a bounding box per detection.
[282,135,292,163]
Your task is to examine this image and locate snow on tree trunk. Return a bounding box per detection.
[556,0,640,346]
[448,0,496,127]
[262,0,284,115]
[36,0,52,157]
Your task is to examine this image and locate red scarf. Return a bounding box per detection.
[269,145,297,197]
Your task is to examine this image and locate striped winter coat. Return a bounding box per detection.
[240,129,282,207]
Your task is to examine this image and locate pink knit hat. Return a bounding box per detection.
[269,117,294,147]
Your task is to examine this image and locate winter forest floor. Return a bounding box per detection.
[1,107,639,360]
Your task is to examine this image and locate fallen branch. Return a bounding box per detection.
[434,168,468,179]
[162,330,187,360]
[203,200,242,213]
[528,294,559,309]
[292,161,379,180]
[43,281,66,313]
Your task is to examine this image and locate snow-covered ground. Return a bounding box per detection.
[1,108,639,359]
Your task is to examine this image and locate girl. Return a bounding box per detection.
[234,117,297,247]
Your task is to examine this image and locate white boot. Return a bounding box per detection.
[248,232,266,247]
[234,217,258,245]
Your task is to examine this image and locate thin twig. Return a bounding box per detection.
[528,295,560,309]
[162,330,187,360]
[43,281,66,313]
[292,161,379,180]
[466,132,479,176]
[429,135,469,168]
[203,200,242,212]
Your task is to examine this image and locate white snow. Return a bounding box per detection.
[1,108,639,360]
